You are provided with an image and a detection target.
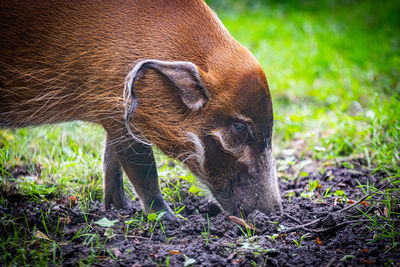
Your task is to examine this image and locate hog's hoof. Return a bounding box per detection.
[145,196,176,222]
[162,210,177,222]
[104,193,126,210]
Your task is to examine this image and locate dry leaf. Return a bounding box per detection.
[228,216,256,231]
[360,201,370,207]
[137,229,145,235]
[69,196,77,205]
[277,233,287,239]
[334,198,338,206]
[383,207,389,218]
[360,248,369,254]
[335,248,345,254]
[150,253,158,259]
[34,230,51,241]
[112,248,122,258]
[315,192,322,201]
[360,259,376,265]
[97,255,107,261]
[59,215,71,224]
[232,258,243,264]
[316,237,323,245]
[169,250,181,255]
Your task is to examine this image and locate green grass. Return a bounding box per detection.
[1,0,399,264]
[0,122,104,200]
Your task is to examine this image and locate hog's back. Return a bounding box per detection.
[0,0,234,130]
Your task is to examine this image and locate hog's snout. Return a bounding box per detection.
[202,145,282,217]
[229,157,282,216]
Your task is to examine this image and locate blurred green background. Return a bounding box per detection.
[1,0,399,190]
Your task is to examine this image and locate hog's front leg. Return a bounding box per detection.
[103,134,175,220]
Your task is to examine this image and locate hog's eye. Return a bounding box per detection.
[234,123,246,135]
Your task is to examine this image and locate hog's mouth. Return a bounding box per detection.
[205,155,282,217]
[204,167,258,216]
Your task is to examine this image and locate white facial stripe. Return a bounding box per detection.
[184,131,207,176]
[211,128,255,164]
[210,130,233,153]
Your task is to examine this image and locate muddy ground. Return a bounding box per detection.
[1,165,399,266]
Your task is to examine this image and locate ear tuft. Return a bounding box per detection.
[186,97,207,111]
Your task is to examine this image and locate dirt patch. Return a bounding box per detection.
[1,166,399,266]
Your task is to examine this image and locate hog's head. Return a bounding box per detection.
[184,53,282,217]
[124,47,281,217]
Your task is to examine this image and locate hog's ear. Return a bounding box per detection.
[124,59,209,116]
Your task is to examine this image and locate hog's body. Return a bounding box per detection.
[0,0,281,219]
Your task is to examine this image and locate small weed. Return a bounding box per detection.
[235,216,256,240]
[40,209,52,240]
[270,221,285,232]
[300,179,320,199]
[125,211,147,231]
[201,214,211,246]
[174,205,188,220]
[267,233,280,242]
[159,221,173,244]
[147,210,166,235]
[78,199,90,224]
[285,191,296,203]
[292,233,311,248]
[340,255,356,261]
[162,178,183,204]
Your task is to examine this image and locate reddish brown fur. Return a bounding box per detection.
[0,0,281,217]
